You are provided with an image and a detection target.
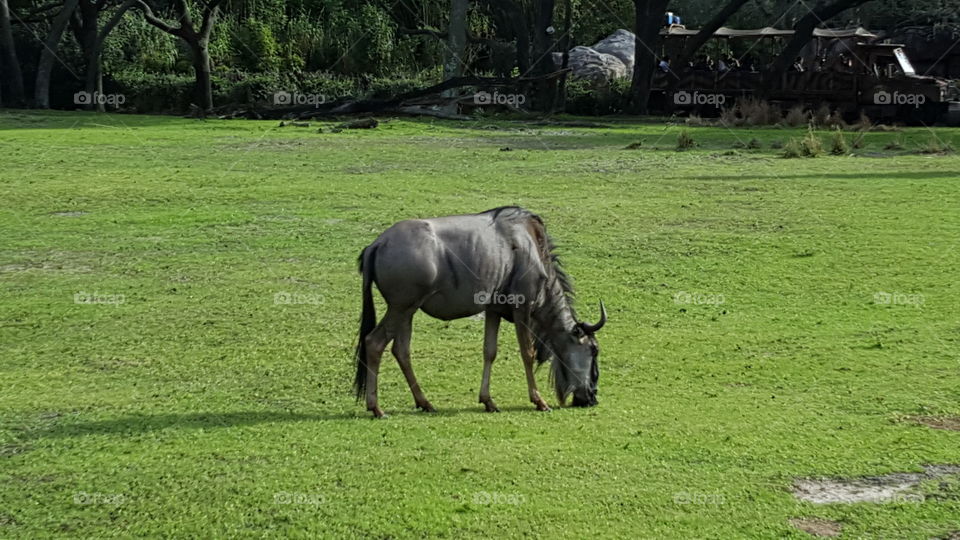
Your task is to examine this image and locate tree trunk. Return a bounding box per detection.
[78,0,99,110]
[35,0,81,108]
[629,0,670,114]
[0,0,25,106]
[443,0,468,80]
[769,0,873,79]
[192,41,213,111]
[554,0,572,112]
[529,0,556,111]
[442,0,469,99]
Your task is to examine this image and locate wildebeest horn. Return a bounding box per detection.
[581,300,607,333]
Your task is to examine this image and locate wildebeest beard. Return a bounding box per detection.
[529,263,582,404]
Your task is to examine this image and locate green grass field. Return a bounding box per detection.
[1,110,959,538]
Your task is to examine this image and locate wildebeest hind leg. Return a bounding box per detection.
[365,308,411,418]
[391,309,436,413]
[479,313,500,412]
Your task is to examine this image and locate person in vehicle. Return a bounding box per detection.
[658,55,671,73]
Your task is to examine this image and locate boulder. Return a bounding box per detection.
[554,45,628,82]
[591,29,636,74]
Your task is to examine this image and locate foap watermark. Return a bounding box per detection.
[74,291,125,306]
[273,91,326,107]
[673,491,725,505]
[874,90,926,108]
[74,91,126,106]
[873,291,924,306]
[674,291,725,306]
[274,292,325,305]
[74,492,125,505]
[473,290,525,307]
[472,491,526,505]
[473,91,526,107]
[273,492,326,505]
[673,90,726,107]
[886,492,925,504]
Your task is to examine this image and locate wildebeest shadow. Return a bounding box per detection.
[26,406,549,439]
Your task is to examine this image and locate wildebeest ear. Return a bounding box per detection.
[572,324,585,337]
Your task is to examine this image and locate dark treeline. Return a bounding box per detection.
[0,0,957,114]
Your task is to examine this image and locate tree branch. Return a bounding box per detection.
[134,0,182,37]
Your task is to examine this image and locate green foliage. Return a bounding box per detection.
[830,126,850,155]
[783,127,824,158]
[917,134,955,154]
[233,18,282,72]
[111,71,196,112]
[677,129,695,151]
[102,13,180,74]
[564,78,631,116]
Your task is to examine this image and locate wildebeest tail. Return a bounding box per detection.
[354,245,377,401]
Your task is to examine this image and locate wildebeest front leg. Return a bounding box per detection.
[479,313,500,412]
[515,322,551,412]
[391,309,435,413]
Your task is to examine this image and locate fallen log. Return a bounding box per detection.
[237,70,571,120]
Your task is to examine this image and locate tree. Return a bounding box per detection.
[70,0,137,111]
[629,0,670,114]
[0,0,25,106]
[675,0,753,68]
[35,0,81,108]
[136,0,226,112]
[769,0,875,78]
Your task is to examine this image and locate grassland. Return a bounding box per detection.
[1,110,959,538]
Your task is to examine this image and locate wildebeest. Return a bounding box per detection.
[354,207,606,418]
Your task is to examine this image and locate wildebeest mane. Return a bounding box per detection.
[481,207,576,371]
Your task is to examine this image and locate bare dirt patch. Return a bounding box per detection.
[793,465,960,504]
[790,518,842,537]
[911,416,960,431]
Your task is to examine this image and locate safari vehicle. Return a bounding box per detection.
[653,26,960,125]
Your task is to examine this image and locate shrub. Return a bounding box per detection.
[830,127,849,155]
[917,135,955,154]
[784,105,809,127]
[564,78,631,116]
[812,104,832,127]
[112,71,196,112]
[234,18,282,72]
[783,128,823,158]
[677,130,695,151]
[719,106,738,126]
[740,97,780,126]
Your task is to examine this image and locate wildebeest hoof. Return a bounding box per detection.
[482,400,500,413]
[534,402,552,412]
[370,407,387,419]
[417,402,437,413]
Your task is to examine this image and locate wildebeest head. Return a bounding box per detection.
[551,301,606,407]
